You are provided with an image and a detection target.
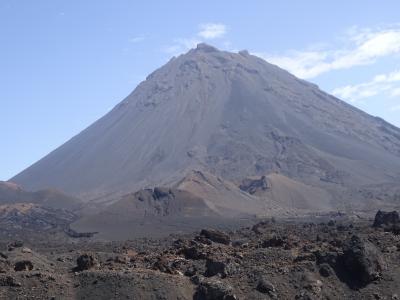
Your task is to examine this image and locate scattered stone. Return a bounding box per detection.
[294,253,316,263]
[302,272,323,295]
[152,256,174,274]
[200,229,231,245]
[0,260,9,273]
[231,239,248,247]
[114,255,129,264]
[181,246,207,260]
[262,235,285,248]
[194,278,237,300]
[319,263,333,277]
[256,276,276,295]
[194,235,213,245]
[327,220,336,226]
[206,257,238,278]
[8,241,24,251]
[314,250,338,268]
[191,274,204,285]
[251,221,271,234]
[184,265,197,277]
[0,275,21,287]
[205,258,227,277]
[21,247,32,253]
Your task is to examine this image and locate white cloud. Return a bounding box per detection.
[332,70,400,102]
[256,26,400,79]
[198,23,227,39]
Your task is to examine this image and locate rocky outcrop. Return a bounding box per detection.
[239,176,270,195]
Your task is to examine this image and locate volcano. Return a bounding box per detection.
[12,44,400,220]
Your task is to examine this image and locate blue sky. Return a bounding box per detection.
[1,0,400,180]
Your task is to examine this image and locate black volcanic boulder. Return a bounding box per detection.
[256,276,276,296]
[340,235,384,287]
[76,254,97,271]
[262,235,285,248]
[200,229,231,245]
[373,210,400,234]
[205,255,238,278]
[373,210,399,227]
[14,260,33,271]
[205,258,227,277]
[181,246,207,260]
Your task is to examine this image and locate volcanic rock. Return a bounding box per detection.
[76,254,97,271]
[200,229,231,245]
[341,235,384,287]
[373,210,400,232]
[319,263,333,277]
[181,246,207,260]
[0,275,21,287]
[205,256,239,278]
[262,235,286,248]
[239,175,270,195]
[194,278,237,300]
[14,260,34,271]
[256,276,276,295]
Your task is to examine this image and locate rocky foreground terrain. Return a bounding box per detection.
[1,211,400,299]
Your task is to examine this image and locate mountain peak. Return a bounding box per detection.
[12,43,400,211]
[195,43,219,52]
